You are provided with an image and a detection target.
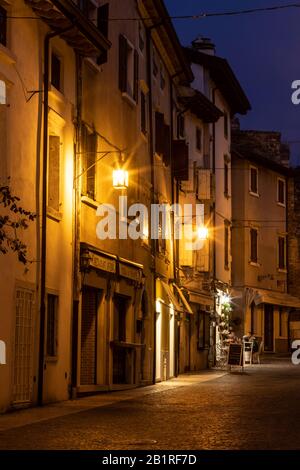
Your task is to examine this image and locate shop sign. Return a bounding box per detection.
[90,253,116,274]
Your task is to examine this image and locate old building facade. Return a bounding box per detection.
[231,130,300,353]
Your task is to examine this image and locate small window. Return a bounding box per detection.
[0,5,7,47]
[196,127,202,152]
[197,311,210,349]
[277,178,286,205]
[141,91,147,135]
[224,223,229,269]
[278,236,286,270]
[97,3,109,65]
[250,228,258,263]
[250,166,258,195]
[224,112,229,139]
[177,114,185,139]
[224,162,229,197]
[46,294,58,358]
[0,79,6,104]
[48,135,60,212]
[119,35,139,102]
[51,52,62,92]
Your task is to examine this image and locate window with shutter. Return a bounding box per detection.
[86,132,97,200]
[97,3,109,65]
[119,34,138,102]
[173,140,189,181]
[277,178,285,205]
[0,5,7,47]
[48,135,60,212]
[197,170,211,200]
[250,166,258,195]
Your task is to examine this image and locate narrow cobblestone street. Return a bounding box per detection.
[0,357,299,450]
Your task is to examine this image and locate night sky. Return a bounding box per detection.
[165,0,300,166]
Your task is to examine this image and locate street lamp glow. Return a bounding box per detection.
[222,294,231,304]
[113,168,129,189]
[197,226,209,240]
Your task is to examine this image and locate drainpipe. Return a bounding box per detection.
[211,87,217,368]
[145,27,157,385]
[38,27,73,406]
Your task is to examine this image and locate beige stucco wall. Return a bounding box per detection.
[0,1,75,411]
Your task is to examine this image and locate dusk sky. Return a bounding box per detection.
[165,0,300,165]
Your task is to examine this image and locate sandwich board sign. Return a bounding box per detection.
[227,343,243,371]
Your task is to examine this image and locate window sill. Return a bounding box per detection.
[141,130,148,142]
[81,195,99,209]
[49,86,66,106]
[278,268,287,274]
[122,92,137,108]
[47,207,62,222]
[249,191,260,198]
[45,356,58,363]
[85,57,103,74]
[0,44,16,65]
[249,261,260,267]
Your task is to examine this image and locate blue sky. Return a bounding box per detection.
[165,0,300,165]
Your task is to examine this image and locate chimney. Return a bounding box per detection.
[191,36,215,55]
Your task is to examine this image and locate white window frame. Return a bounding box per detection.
[249,165,259,197]
[277,177,286,207]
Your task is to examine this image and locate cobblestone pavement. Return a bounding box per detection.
[0,358,300,450]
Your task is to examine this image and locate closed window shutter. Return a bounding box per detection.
[173,140,189,181]
[133,49,139,103]
[155,111,164,156]
[119,34,127,92]
[86,132,97,200]
[97,3,109,65]
[197,170,211,200]
[48,135,60,211]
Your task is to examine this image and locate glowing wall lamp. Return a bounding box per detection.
[197,226,209,241]
[112,159,129,190]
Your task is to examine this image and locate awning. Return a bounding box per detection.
[173,284,194,314]
[160,281,182,313]
[187,290,214,308]
[253,290,300,309]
